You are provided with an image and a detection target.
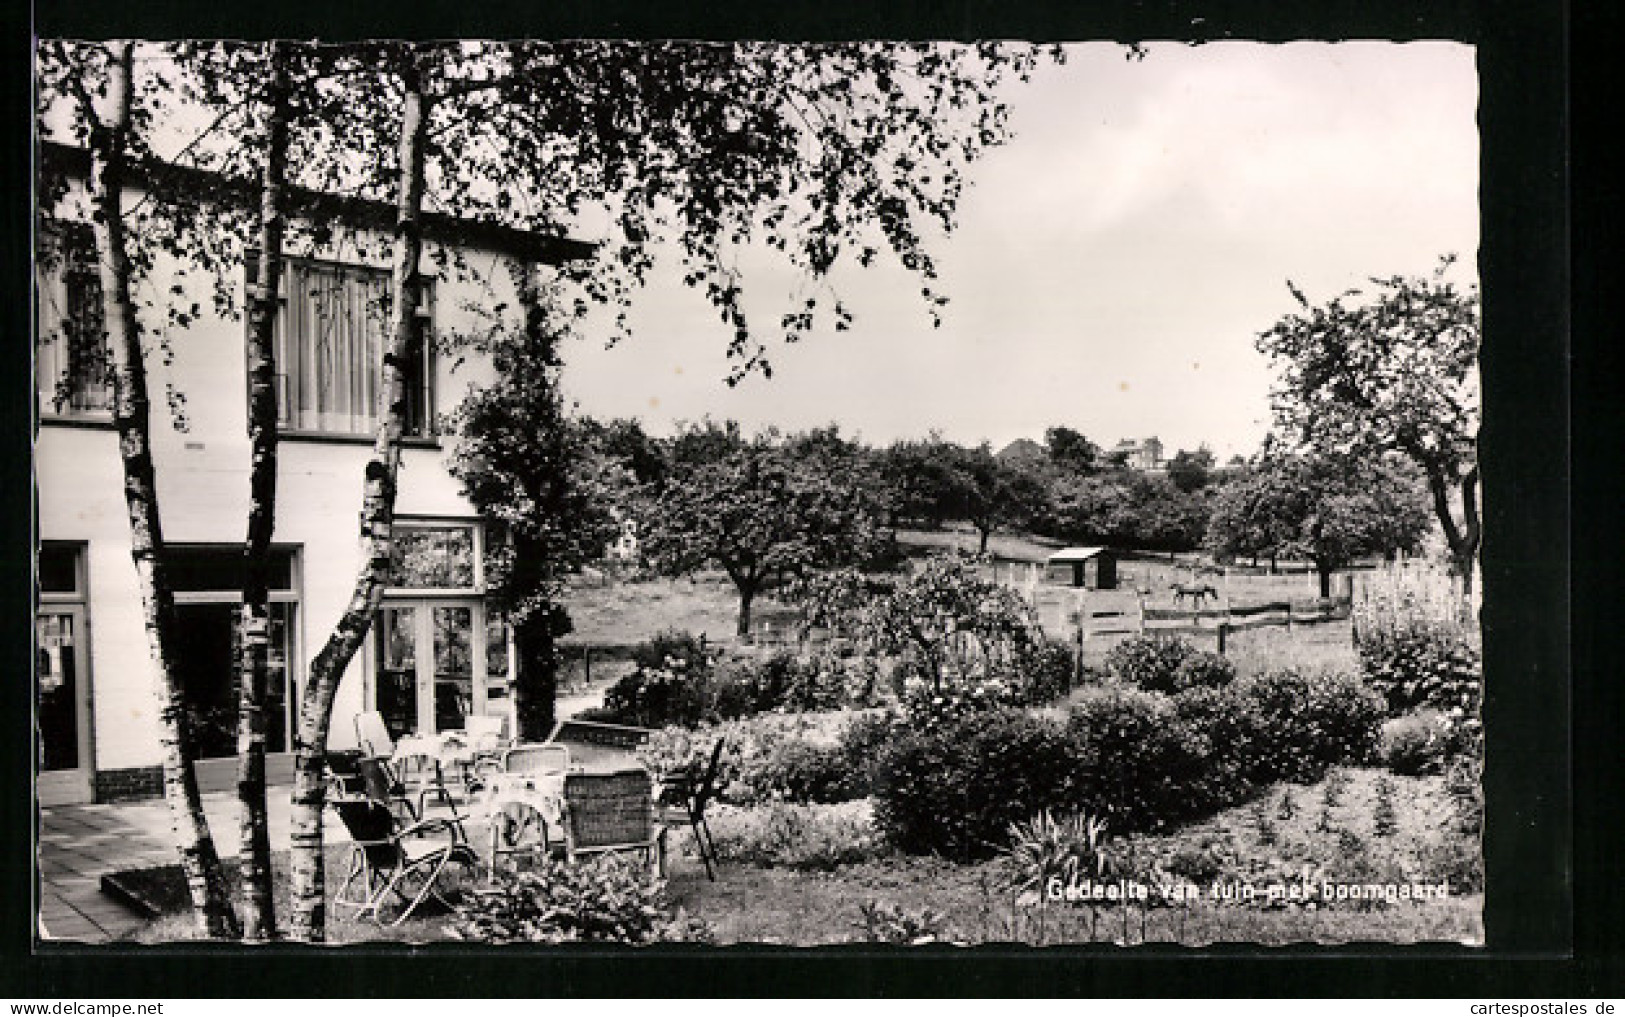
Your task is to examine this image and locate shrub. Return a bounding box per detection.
[1171,650,1237,691]
[1230,669,1385,783]
[638,712,877,807]
[630,629,712,673]
[855,900,953,945]
[873,709,1080,860]
[446,855,712,944]
[1103,635,1196,693]
[600,663,711,728]
[1380,709,1456,776]
[1066,685,1225,831]
[1355,617,1482,718]
[705,800,886,870]
[1012,641,1077,706]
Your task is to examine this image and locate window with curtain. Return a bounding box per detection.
[255,255,433,437]
[35,226,112,417]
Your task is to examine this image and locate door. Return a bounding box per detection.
[375,600,488,740]
[36,607,91,805]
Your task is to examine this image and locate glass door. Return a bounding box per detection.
[36,607,90,803]
[375,600,488,738]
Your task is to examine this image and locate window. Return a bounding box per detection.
[35,226,111,416]
[253,254,433,438]
[389,522,478,590]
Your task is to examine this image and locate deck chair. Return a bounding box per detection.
[558,768,661,874]
[656,737,726,880]
[355,711,396,759]
[329,792,479,926]
[327,752,417,821]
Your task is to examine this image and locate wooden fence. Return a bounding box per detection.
[1069,595,1354,655]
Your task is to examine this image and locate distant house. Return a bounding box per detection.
[995,438,1047,465]
[1046,547,1118,589]
[1112,436,1165,471]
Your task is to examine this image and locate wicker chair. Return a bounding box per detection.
[558,768,661,873]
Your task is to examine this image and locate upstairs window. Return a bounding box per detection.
[35,226,111,417]
[251,254,434,438]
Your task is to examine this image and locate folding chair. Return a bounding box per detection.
[354,711,396,759]
[328,794,479,926]
[657,737,726,880]
[327,751,416,821]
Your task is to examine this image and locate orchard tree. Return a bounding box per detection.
[1045,425,1105,476]
[947,444,1049,555]
[876,435,967,529]
[859,553,1039,691]
[1205,452,1431,597]
[640,431,884,638]
[1258,257,1480,593]
[1165,446,1216,493]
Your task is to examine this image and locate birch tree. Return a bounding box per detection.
[37,39,241,939]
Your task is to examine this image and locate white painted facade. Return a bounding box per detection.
[35,163,584,803]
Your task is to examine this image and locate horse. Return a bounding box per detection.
[1171,582,1219,609]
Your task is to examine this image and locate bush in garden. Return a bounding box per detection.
[855,900,953,945]
[1103,635,1196,693]
[1229,669,1385,784]
[1169,685,1260,810]
[600,663,711,728]
[638,712,880,807]
[630,629,712,673]
[1171,649,1237,691]
[872,708,1080,860]
[833,709,901,800]
[705,800,885,870]
[1012,640,1077,706]
[1355,617,1482,718]
[1065,685,1225,831]
[599,630,716,727]
[897,675,1021,733]
[1380,709,1456,776]
[446,855,712,944]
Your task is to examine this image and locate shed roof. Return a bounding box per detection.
[1047,546,1111,562]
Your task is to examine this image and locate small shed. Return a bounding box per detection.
[1046,547,1118,590]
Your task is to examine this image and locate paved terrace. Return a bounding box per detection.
[37,790,355,943]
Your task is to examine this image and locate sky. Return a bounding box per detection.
[556,41,1480,462]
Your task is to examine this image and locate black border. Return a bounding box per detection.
[6,0,1590,997]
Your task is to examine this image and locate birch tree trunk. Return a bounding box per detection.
[235,40,293,942]
[89,40,241,939]
[286,52,430,942]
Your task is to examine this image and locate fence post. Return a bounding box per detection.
[1217,622,1228,657]
[583,646,592,687]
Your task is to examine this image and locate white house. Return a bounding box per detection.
[34,141,593,805]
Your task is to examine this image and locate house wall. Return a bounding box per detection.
[36,216,525,782]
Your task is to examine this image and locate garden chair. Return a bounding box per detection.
[656,737,726,880]
[354,711,395,759]
[558,767,662,874]
[328,787,479,926]
[394,746,463,820]
[326,751,416,821]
